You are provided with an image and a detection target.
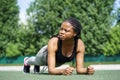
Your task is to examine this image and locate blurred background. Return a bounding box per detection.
[0,0,120,65]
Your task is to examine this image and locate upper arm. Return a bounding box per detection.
[47,38,58,71]
[76,39,85,69]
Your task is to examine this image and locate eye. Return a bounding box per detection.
[60,27,70,32]
[64,29,69,32]
[60,28,63,31]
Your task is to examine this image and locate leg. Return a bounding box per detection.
[23,56,40,73]
[27,45,47,65]
[23,45,48,73]
[23,57,30,73]
[33,45,48,73]
[34,65,40,73]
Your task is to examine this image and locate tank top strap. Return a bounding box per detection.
[73,39,78,54]
[57,38,62,53]
[57,38,78,55]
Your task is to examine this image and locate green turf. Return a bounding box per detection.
[65,61,120,67]
[84,62,120,67]
[0,70,120,80]
[0,61,120,66]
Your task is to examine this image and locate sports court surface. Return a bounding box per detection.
[0,64,120,80]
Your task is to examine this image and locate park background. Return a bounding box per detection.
[0,0,120,64]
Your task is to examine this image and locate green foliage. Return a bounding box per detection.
[27,0,114,55]
[0,0,19,57]
[5,42,21,58]
[0,0,117,57]
[102,25,120,56]
[25,44,36,55]
[15,24,49,56]
[79,0,114,55]
[15,25,37,56]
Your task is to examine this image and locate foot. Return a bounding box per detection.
[34,65,40,74]
[23,57,30,73]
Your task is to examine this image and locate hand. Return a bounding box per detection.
[87,66,95,75]
[63,67,74,75]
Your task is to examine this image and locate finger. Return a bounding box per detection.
[65,69,72,74]
[87,69,95,75]
[88,68,95,72]
[69,67,75,71]
[88,69,94,72]
[88,66,94,69]
[64,71,71,75]
[66,67,73,72]
[65,68,73,75]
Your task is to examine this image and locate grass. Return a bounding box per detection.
[0,62,120,80]
[0,70,120,80]
[0,61,120,67]
[65,61,120,67]
[84,61,120,67]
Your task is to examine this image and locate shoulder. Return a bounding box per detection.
[48,37,59,45]
[76,39,85,53]
[77,39,84,46]
[48,37,59,51]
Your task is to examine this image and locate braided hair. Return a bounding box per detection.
[52,17,82,39]
[64,17,82,40]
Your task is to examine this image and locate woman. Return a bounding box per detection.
[23,17,94,75]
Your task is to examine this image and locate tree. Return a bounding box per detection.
[27,0,114,56]
[102,25,120,56]
[117,8,120,25]
[102,8,120,56]
[0,0,19,57]
[16,24,42,56]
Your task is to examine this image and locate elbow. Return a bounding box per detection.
[48,69,56,75]
[76,68,87,74]
[76,70,83,74]
[48,69,53,74]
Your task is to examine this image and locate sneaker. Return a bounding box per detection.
[34,65,40,74]
[23,57,30,73]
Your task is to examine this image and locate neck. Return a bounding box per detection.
[61,39,75,57]
[62,38,75,46]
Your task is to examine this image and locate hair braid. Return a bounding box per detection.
[65,17,82,39]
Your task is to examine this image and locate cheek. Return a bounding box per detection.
[66,33,75,38]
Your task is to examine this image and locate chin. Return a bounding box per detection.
[60,38,64,40]
[59,37,65,40]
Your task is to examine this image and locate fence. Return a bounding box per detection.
[0,54,120,64]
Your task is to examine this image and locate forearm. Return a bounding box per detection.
[76,68,87,74]
[48,68,64,75]
[48,67,74,75]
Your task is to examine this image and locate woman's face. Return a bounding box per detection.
[59,21,76,40]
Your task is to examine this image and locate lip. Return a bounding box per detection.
[59,34,64,39]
